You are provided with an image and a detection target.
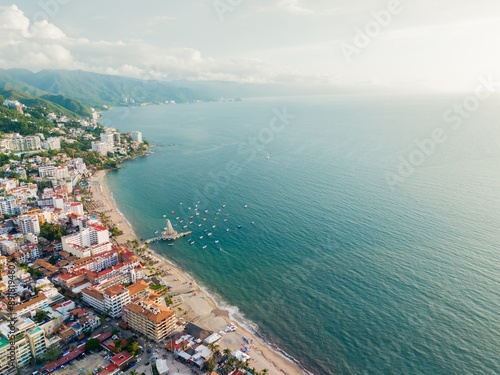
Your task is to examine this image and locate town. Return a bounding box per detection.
[0,97,266,375]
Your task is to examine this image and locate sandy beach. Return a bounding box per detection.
[90,169,309,375]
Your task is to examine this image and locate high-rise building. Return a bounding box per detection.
[123,300,176,342]
[131,131,142,143]
[18,214,40,235]
[91,141,108,156]
[62,224,111,258]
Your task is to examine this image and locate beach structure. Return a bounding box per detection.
[145,219,191,243]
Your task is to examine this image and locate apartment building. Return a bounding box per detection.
[123,301,176,342]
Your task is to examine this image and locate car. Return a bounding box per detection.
[145,362,150,366]
[137,358,141,362]
[147,349,151,353]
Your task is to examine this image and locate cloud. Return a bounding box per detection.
[0,4,320,84]
[276,0,315,15]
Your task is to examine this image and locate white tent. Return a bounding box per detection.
[156,359,170,375]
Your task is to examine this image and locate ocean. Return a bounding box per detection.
[102,94,500,375]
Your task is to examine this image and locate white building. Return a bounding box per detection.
[82,284,130,318]
[131,131,142,143]
[10,136,42,152]
[0,196,19,215]
[18,214,40,235]
[91,141,108,156]
[100,133,114,149]
[61,224,111,258]
[41,137,61,150]
[38,166,69,179]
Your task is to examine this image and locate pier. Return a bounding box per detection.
[145,218,192,243]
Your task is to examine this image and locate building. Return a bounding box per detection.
[61,224,112,258]
[41,137,61,150]
[38,166,69,179]
[10,136,42,152]
[18,214,40,235]
[124,300,176,342]
[131,131,142,143]
[0,335,16,374]
[100,133,114,149]
[82,284,130,318]
[91,141,108,156]
[0,318,47,368]
[0,196,18,215]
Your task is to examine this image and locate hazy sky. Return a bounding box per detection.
[1,0,499,90]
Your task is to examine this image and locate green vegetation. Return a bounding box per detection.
[125,337,139,356]
[110,227,122,237]
[164,295,173,306]
[48,255,57,265]
[45,347,62,362]
[114,338,123,353]
[39,222,67,242]
[85,338,100,352]
[0,87,91,118]
[149,285,163,291]
[34,310,48,323]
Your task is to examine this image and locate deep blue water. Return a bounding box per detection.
[102,95,500,375]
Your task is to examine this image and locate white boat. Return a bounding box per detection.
[190,241,195,245]
[222,205,226,207]
[208,233,212,236]
[226,228,229,232]
[224,219,227,222]
[199,236,203,239]
[205,210,208,213]
[212,225,216,228]
[198,224,202,227]
[189,221,193,224]
[202,245,207,249]
[163,215,166,218]
[183,225,187,229]
[176,217,179,220]
[244,205,248,208]
[168,243,174,246]
[215,240,219,243]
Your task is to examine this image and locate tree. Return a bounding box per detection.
[34,310,48,323]
[126,338,139,356]
[45,347,62,362]
[85,338,100,352]
[223,348,231,357]
[114,338,123,352]
[84,329,92,338]
[48,255,57,265]
[130,371,139,375]
[206,358,216,372]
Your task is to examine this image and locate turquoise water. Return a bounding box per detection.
[103,95,500,375]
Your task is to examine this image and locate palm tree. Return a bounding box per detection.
[262,369,269,375]
[130,371,139,375]
[223,348,231,357]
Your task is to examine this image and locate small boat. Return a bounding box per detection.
[183,225,187,229]
[205,210,208,213]
[179,220,183,223]
[197,201,200,204]
[226,228,230,232]
[168,243,174,246]
[212,225,216,228]
[189,221,193,224]
[187,238,192,242]
[215,240,219,243]
[172,211,175,214]
[224,219,227,222]
[202,245,207,249]
[244,205,248,208]
[190,241,195,245]
[176,217,179,220]
[203,218,206,221]
[238,224,242,228]
[251,222,255,224]
[154,230,158,234]
[204,229,208,232]
[196,212,200,216]
[216,212,219,215]
[198,224,202,227]
[218,208,221,211]
[190,216,193,219]
[222,205,226,207]
[188,207,191,210]
[199,236,203,239]
[163,215,166,218]
[173,224,177,227]
[217,246,222,250]
[208,233,212,236]
[195,208,198,211]
[180,203,183,205]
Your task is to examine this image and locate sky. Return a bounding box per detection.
[0,0,499,91]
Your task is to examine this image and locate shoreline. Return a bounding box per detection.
[91,169,310,375]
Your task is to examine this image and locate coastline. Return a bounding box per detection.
[91,169,310,375]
